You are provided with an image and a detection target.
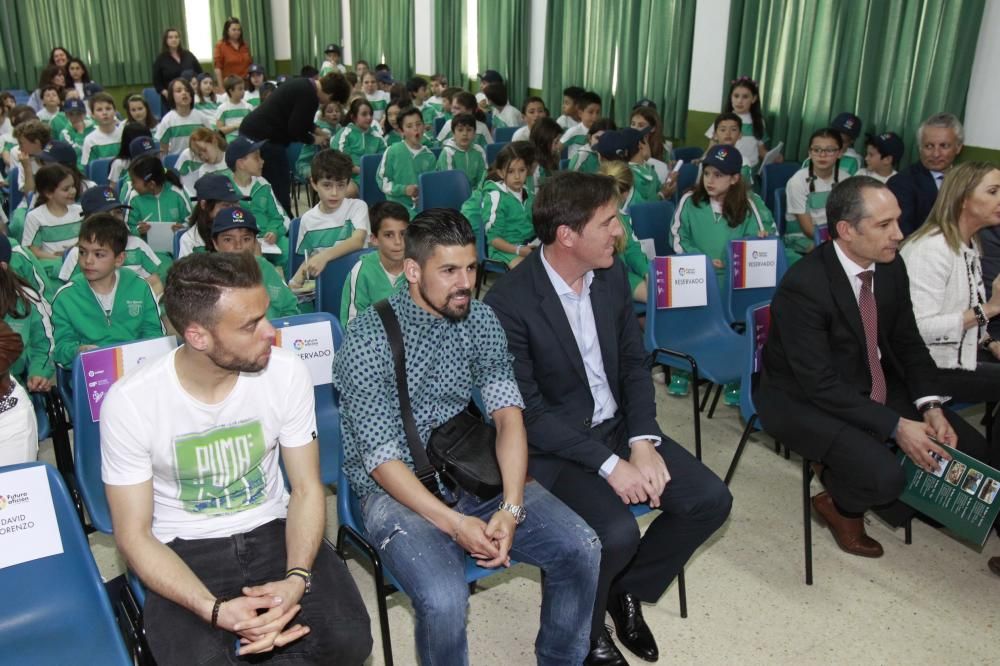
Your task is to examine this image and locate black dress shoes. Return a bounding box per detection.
[608,592,659,662]
[584,627,627,666]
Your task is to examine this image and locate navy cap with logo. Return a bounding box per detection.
[212,206,259,236]
[129,136,160,160]
[84,82,104,97]
[63,98,87,114]
[324,43,341,55]
[180,69,195,80]
[594,127,650,160]
[248,63,265,75]
[0,234,11,265]
[275,74,289,86]
[36,141,78,167]
[867,131,904,163]
[193,173,249,202]
[703,144,743,176]
[196,72,213,83]
[81,187,132,217]
[478,70,503,84]
[831,112,863,140]
[375,71,395,85]
[225,135,266,170]
[632,98,656,110]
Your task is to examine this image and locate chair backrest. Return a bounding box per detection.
[434,116,447,135]
[672,145,704,163]
[87,158,114,186]
[172,227,185,258]
[8,166,22,215]
[271,312,345,485]
[772,187,786,235]
[629,200,676,257]
[493,126,519,143]
[287,217,304,277]
[360,153,386,206]
[418,169,472,212]
[722,238,788,324]
[315,248,375,319]
[485,141,508,166]
[0,462,132,665]
[431,147,442,159]
[286,142,304,173]
[559,158,570,171]
[672,162,699,204]
[760,162,799,214]
[163,153,179,171]
[142,87,162,121]
[741,302,772,424]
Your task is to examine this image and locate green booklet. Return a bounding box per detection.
[898,444,1000,546]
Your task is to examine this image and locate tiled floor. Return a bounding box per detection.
[46,384,1000,665]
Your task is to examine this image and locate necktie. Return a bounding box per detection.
[935,173,944,190]
[858,270,886,404]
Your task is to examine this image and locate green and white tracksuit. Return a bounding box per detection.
[366,91,391,123]
[22,203,84,279]
[154,108,213,155]
[60,122,96,170]
[339,251,406,324]
[253,255,300,319]
[629,162,661,204]
[215,99,253,141]
[195,99,219,115]
[126,184,192,236]
[231,175,291,270]
[437,140,488,189]
[59,236,166,282]
[81,125,123,167]
[296,199,370,257]
[4,289,55,382]
[568,146,599,174]
[334,123,386,185]
[560,123,590,160]
[617,209,650,293]
[295,120,339,180]
[8,239,59,304]
[436,119,492,150]
[482,180,534,265]
[377,141,437,217]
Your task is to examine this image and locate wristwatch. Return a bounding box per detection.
[285,567,313,594]
[498,500,527,525]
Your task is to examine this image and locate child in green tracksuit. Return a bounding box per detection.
[226,136,291,271]
[670,145,778,404]
[215,76,254,143]
[209,206,300,320]
[6,237,58,304]
[599,161,650,303]
[80,93,123,168]
[436,113,488,189]
[568,118,615,174]
[339,201,408,323]
[334,98,385,186]
[50,215,165,367]
[482,142,536,268]
[560,91,601,160]
[57,99,95,170]
[377,108,437,218]
[0,235,55,392]
[295,101,341,181]
[21,163,84,280]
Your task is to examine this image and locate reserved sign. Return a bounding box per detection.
[731,239,779,289]
[0,466,63,570]
[653,255,708,309]
[275,321,335,386]
[80,336,178,422]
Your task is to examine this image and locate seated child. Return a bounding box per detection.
[35,85,62,125]
[483,82,523,129]
[703,112,753,184]
[9,137,89,244]
[178,128,229,195]
[592,127,660,208]
[856,131,903,183]
[292,149,369,285]
[215,75,253,142]
[482,141,536,268]
[81,93,123,168]
[830,112,863,175]
[123,93,157,131]
[21,163,83,278]
[560,91,602,159]
[225,135,290,269]
[177,173,246,258]
[437,113,488,189]
[115,133,159,202]
[598,160,649,304]
[556,86,584,129]
[334,98,386,185]
[154,78,214,156]
[295,100,341,181]
[512,96,548,141]
[243,64,266,107]
[0,234,55,393]
[630,104,672,172]
[57,98,94,168]
[527,117,562,194]
[568,117,614,174]
[362,72,391,123]
[784,128,850,254]
[423,74,448,124]
[377,107,436,217]
[320,43,346,76]
[406,77,431,117]
[340,201,408,323]
[704,77,774,169]
[436,92,492,148]
[50,214,165,367]
[193,73,219,115]
[125,154,191,238]
[381,100,404,145]
[10,119,51,194]
[209,206,299,319]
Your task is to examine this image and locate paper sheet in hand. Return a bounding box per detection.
[259,238,281,255]
[757,142,784,174]
[145,222,176,254]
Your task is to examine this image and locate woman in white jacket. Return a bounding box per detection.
[899,162,1000,465]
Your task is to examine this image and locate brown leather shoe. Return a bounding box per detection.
[811,492,884,558]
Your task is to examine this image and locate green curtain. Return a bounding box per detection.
[477,0,530,107]
[289,0,344,75]
[725,0,985,163]
[0,0,185,90]
[348,0,415,79]
[434,0,466,85]
[209,0,275,74]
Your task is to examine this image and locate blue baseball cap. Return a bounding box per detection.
[375,71,395,85]
[129,136,159,159]
[477,70,503,84]
[832,112,863,140]
[81,187,131,216]
[193,173,249,202]
[703,144,743,176]
[867,132,904,163]
[36,141,78,167]
[225,135,266,170]
[248,63,265,75]
[180,69,196,80]
[324,43,342,55]
[83,82,104,97]
[212,206,259,236]
[63,98,86,114]
[594,127,650,160]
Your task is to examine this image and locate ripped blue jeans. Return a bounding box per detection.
[361,481,600,666]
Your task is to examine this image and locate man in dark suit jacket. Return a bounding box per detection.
[485,172,732,665]
[756,176,988,558]
[887,112,964,235]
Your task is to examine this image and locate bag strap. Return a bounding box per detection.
[374,299,440,495]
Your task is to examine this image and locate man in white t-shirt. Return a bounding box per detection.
[101,252,371,665]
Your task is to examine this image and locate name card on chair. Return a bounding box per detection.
[80,336,178,422]
[275,322,335,386]
[731,239,779,289]
[0,466,63,570]
[653,255,707,309]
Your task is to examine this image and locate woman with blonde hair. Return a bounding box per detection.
[899,162,1000,464]
[599,160,649,303]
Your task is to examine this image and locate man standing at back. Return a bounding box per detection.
[485,172,732,665]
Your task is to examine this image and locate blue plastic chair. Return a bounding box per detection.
[287,217,305,278]
[8,166,22,216]
[87,157,114,186]
[493,126,519,143]
[417,170,471,212]
[760,162,799,217]
[722,238,788,325]
[315,248,375,320]
[0,462,132,665]
[171,228,185,258]
[630,200,676,257]
[773,187,787,235]
[163,153,179,171]
[644,255,746,459]
[486,141,508,166]
[142,87,162,121]
[672,162,699,205]
[724,302,772,486]
[71,353,114,534]
[434,116,447,135]
[286,142,306,216]
[559,158,570,171]
[672,146,704,163]
[473,219,509,298]
[360,153,386,206]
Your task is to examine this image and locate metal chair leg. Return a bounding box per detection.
[677,568,687,619]
[802,458,813,585]
[706,384,723,419]
[690,372,702,461]
[698,382,713,412]
[724,416,757,486]
[904,517,913,545]
[338,525,394,666]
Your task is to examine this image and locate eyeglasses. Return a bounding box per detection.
[810,147,839,155]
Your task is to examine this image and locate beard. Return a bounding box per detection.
[206,340,270,373]
[419,283,472,322]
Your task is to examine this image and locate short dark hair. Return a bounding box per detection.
[79,213,128,255]
[577,91,602,110]
[404,208,475,266]
[163,252,262,332]
[370,201,410,235]
[826,176,887,239]
[451,112,476,131]
[562,86,585,102]
[405,76,428,94]
[395,106,422,130]
[713,112,742,129]
[310,148,354,182]
[89,92,116,110]
[587,117,616,137]
[483,82,508,108]
[533,171,618,244]
[319,72,351,104]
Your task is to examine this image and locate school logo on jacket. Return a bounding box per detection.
[127,300,143,317]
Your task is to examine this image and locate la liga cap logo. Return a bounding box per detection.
[232,210,245,224]
[715,148,729,159]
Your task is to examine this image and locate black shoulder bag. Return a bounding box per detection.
[374,300,503,501]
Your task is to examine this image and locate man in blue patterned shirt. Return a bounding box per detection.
[333,208,600,666]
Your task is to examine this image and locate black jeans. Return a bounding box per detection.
[259,141,293,216]
[144,519,372,666]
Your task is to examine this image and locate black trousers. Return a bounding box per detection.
[544,418,732,641]
[259,141,293,216]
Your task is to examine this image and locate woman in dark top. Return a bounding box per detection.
[241,73,352,214]
[152,28,203,112]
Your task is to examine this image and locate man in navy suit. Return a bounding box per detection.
[887,112,963,235]
[485,172,731,665]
